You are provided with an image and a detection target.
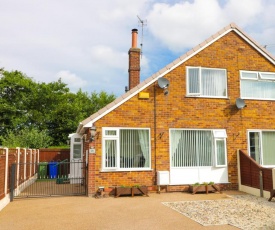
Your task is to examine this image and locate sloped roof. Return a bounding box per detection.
[77,22,275,134]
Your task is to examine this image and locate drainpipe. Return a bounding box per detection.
[154,83,157,185]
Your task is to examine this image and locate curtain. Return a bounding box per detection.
[216,139,225,165]
[262,132,275,165]
[119,129,149,168]
[197,130,212,166]
[138,130,150,167]
[171,130,183,167]
[241,80,275,99]
[202,69,226,96]
[105,140,117,167]
[171,130,212,167]
[188,68,200,94]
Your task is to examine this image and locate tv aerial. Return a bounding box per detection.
[137,15,147,57]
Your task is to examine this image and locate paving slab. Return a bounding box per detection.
[0,191,244,230]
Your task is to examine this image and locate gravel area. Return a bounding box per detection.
[163,195,275,230]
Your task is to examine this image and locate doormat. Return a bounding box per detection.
[162,195,275,230]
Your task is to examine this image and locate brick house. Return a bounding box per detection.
[71,23,275,195]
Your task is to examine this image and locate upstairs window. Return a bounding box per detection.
[186,67,227,98]
[240,70,275,100]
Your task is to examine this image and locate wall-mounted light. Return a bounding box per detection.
[89,126,97,142]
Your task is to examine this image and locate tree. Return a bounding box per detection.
[0,69,116,147]
[89,91,116,114]
[0,70,37,135]
[0,128,52,148]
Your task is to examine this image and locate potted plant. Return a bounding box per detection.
[115,185,148,197]
[189,182,221,194]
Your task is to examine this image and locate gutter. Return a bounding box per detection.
[76,122,84,134]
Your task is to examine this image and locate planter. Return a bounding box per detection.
[115,186,149,198]
[189,184,221,194]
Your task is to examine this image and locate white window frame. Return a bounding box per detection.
[169,128,227,168]
[259,72,275,80]
[102,127,151,171]
[240,70,275,100]
[186,66,228,98]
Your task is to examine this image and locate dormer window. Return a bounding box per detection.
[186,66,227,98]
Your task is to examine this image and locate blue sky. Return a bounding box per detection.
[0,0,275,96]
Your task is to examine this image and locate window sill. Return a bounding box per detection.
[100,168,153,172]
[185,95,228,99]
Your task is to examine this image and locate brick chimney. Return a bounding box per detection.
[128,29,141,90]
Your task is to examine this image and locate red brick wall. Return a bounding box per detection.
[86,31,275,194]
[128,48,140,90]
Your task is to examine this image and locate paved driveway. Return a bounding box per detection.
[0,192,241,230]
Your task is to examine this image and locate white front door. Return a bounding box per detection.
[69,133,83,184]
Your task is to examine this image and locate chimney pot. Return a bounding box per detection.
[131,29,138,48]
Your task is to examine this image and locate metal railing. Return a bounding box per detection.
[10,161,87,200]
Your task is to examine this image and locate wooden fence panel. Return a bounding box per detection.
[39,149,70,162]
[239,150,273,191]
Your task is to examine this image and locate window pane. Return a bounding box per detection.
[249,132,260,164]
[171,130,212,167]
[120,129,149,168]
[105,130,117,136]
[241,71,258,79]
[260,72,275,80]
[73,144,81,159]
[216,140,226,166]
[262,132,275,165]
[105,140,117,167]
[188,68,200,94]
[241,80,275,99]
[201,69,226,96]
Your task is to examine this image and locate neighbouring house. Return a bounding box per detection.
[69,23,275,195]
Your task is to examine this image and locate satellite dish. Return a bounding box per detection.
[158,77,169,89]
[236,98,246,109]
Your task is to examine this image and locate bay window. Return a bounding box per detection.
[170,129,227,168]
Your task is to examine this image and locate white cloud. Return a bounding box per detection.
[146,0,267,52]
[146,0,225,51]
[89,45,128,70]
[0,0,275,97]
[56,71,87,92]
